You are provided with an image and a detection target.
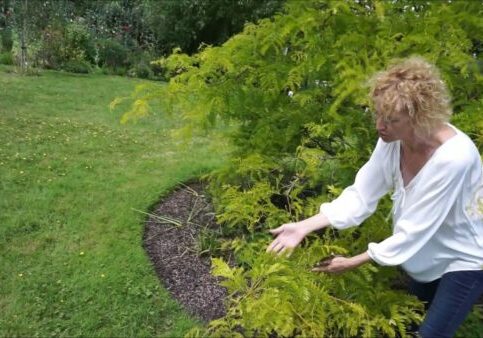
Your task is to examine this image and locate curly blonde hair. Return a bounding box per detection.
[369,56,452,137]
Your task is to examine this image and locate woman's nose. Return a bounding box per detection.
[376,117,386,131]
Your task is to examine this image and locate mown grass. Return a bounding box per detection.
[0,65,228,337]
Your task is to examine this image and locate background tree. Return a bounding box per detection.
[1,0,284,76]
[146,0,284,55]
[4,0,75,71]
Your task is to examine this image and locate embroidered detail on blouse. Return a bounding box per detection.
[466,184,483,220]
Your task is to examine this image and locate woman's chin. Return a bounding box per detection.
[378,133,395,142]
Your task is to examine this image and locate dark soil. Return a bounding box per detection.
[142,180,228,322]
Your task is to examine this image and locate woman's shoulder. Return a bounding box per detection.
[370,139,400,178]
[434,125,480,169]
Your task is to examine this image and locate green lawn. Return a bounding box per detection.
[0,66,227,337]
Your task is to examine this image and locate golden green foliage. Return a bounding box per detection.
[187,239,423,338]
[122,0,482,336]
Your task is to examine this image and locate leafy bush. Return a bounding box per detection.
[187,242,423,338]
[0,51,13,65]
[126,50,156,79]
[97,39,129,71]
[1,28,13,52]
[12,35,43,69]
[455,305,483,338]
[36,27,64,69]
[33,23,95,70]
[109,66,129,77]
[128,62,153,79]
[149,60,166,80]
[62,59,91,74]
[63,22,96,64]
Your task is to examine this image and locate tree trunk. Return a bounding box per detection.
[19,0,28,72]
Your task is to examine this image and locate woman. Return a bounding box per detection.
[267,57,483,337]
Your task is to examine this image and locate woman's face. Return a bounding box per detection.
[374,111,413,143]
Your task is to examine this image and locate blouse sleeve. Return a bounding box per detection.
[320,139,393,229]
[367,150,471,266]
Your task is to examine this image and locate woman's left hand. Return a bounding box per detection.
[312,252,372,274]
[312,256,355,274]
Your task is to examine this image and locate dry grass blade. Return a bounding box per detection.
[132,208,183,227]
[187,196,208,224]
[177,181,200,196]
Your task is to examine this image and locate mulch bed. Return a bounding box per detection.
[142,180,227,322]
[143,180,483,324]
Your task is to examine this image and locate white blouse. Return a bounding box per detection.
[320,124,483,282]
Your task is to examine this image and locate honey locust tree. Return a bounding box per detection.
[120,0,482,336]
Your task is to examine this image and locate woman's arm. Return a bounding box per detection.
[319,139,393,229]
[267,139,392,255]
[266,213,331,255]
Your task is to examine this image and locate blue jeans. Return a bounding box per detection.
[409,270,483,338]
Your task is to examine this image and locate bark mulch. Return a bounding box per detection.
[142,180,227,323]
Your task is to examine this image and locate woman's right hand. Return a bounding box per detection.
[266,222,308,255]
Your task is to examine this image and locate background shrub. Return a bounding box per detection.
[0,51,13,65]
[97,39,129,71]
[128,62,152,79]
[36,26,64,69]
[1,28,13,52]
[12,36,42,68]
[63,22,96,64]
[25,22,96,72]
[62,59,91,74]
[126,49,155,78]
